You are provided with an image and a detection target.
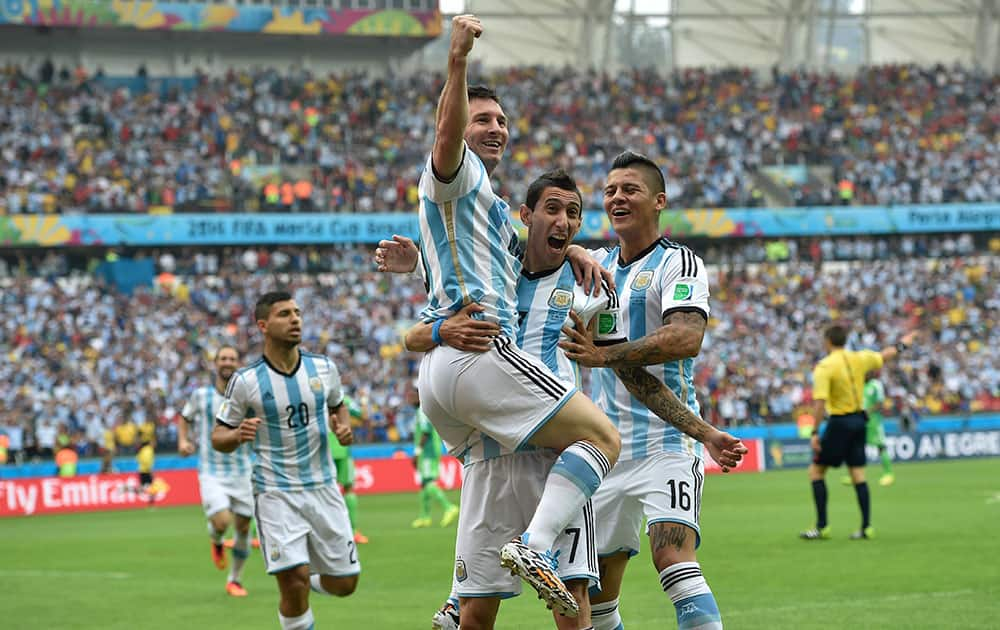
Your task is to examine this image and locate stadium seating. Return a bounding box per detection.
[1,63,997,214]
[1,238,996,460]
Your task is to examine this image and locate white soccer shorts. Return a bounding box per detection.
[591,451,705,557]
[255,486,361,576]
[417,337,576,455]
[199,473,254,519]
[452,450,599,599]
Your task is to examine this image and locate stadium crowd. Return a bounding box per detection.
[1,62,997,215]
[1,238,997,463]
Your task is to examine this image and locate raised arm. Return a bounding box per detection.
[432,15,482,181]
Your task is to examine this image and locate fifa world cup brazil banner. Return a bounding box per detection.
[0,1,441,37]
[3,204,998,247]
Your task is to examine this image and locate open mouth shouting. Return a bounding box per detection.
[546,234,568,252]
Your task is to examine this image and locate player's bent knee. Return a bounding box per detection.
[319,574,358,597]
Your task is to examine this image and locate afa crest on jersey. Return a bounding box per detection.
[548,288,574,309]
[632,270,654,291]
[455,558,468,582]
[308,377,323,393]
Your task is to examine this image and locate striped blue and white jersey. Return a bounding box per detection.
[182,385,252,478]
[461,260,626,465]
[417,142,521,338]
[217,351,343,494]
[589,240,710,462]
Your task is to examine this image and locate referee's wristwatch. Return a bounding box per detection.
[895,341,909,354]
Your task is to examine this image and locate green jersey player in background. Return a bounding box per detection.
[843,371,895,487]
[410,388,459,529]
[329,393,369,544]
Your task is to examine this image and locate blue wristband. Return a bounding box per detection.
[431,319,445,346]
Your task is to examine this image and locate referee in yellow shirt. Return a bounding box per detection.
[800,324,916,541]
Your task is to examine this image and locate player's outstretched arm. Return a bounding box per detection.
[404,303,500,353]
[613,365,745,472]
[212,418,259,453]
[432,14,482,181]
[375,235,419,274]
[880,330,918,362]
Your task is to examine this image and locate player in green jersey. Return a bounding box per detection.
[331,394,369,543]
[411,389,459,528]
[842,372,895,487]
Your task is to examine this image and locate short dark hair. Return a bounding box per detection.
[468,85,501,106]
[215,345,240,361]
[525,168,582,211]
[255,291,293,321]
[824,324,848,348]
[610,150,666,196]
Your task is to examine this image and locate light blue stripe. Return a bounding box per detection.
[453,190,488,303]
[254,362,290,491]
[487,199,519,337]
[515,386,577,451]
[540,266,576,375]
[626,246,671,459]
[303,355,335,486]
[202,388,215,476]
[283,367,315,488]
[515,276,539,350]
[421,198,464,313]
[551,450,601,497]
[593,248,622,434]
[674,593,722,629]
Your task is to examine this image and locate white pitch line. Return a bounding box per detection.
[0,569,132,580]
[727,589,976,617]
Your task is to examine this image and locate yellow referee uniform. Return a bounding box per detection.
[812,348,883,468]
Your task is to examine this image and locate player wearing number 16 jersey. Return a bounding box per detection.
[213,291,359,630]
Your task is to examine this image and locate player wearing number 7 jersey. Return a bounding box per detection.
[213,291,359,630]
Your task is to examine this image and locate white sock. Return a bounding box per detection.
[310,574,331,596]
[278,608,314,630]
[208,523,224,545]
[592,597,624,630]
[229,529,249,583]
[524,441,611,551]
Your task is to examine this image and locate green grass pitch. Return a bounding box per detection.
[2,459,997,629]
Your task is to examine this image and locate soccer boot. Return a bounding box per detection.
[440,505,459,527]
[799,526,832,540]
[211,542,228,570]
[353,530,370,544]
[499,535,579,618]
[879,473,895,487]
[225,581,248,597]
[431,601,460,630]
[411,516,433,528]
[850,526,876,540]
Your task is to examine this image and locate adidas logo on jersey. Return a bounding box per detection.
[263,391,275,400]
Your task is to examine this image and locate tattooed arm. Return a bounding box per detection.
[562,310,707,369]
[613,365,746,471]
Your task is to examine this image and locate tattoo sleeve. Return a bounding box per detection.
[613,366,713,442]
[600,310,707,368]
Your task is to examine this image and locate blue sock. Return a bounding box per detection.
[524,441,611,551]
[591,597,624,630]
[660,563,722,629]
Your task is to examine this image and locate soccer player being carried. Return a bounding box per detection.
[410,388,460,529]
[213,291,359,630]
[178,346,255,597]
[378,13,622,618]
[384,168,745,630]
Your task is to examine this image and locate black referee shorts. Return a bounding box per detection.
[815,411,868,468]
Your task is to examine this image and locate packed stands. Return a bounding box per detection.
[2,63,997,215]
[2,237,997,462]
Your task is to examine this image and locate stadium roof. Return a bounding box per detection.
[436,0,999,71]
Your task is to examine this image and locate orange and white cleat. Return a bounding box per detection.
[211,543,228,571]
[225,581,248,597]
[353,530,369,545]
